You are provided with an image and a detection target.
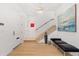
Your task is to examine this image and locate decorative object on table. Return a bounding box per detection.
[44,32,48,44]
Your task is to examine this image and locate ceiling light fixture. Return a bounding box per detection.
[36,7,43,14]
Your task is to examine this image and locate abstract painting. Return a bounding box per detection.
[58,4,77,32]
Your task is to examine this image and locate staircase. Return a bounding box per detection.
[35,19,56,42]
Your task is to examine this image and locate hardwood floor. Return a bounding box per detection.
[8,40,62,56]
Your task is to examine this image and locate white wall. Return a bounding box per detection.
[20,3,61,40]
[55,3,79,48]
[24,17,36,40]
[0,4,25,55]
[24,11,56,40]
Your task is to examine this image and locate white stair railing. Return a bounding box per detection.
[35,19,56,41]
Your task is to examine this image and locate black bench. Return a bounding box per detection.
[54,40,67,44]
[51,38,79,56]
[58,44,79,52]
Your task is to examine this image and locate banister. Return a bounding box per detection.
[36,19,54,30]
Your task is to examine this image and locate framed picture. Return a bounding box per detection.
[58,4,77,32]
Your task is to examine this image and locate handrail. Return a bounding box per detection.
[36,19,54,30]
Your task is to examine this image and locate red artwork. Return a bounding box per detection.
[29,20,36,29]
[30,23,35,27]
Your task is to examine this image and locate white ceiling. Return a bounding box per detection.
[19,3,62,11]
[17,3,62,16]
